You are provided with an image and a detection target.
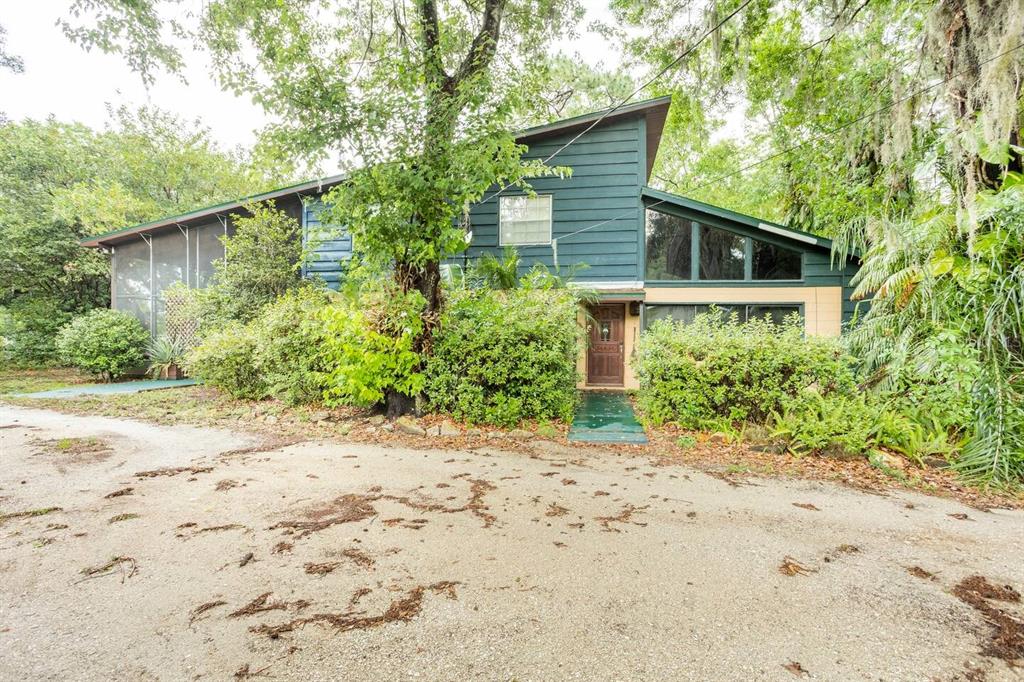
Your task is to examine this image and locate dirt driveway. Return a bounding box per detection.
[2,404,1023,681]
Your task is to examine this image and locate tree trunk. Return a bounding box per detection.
[381,0,507,419]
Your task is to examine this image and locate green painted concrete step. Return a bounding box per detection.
[568,392,648,444]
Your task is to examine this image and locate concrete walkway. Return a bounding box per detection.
[568,391,648,443]
[14,378,197,398]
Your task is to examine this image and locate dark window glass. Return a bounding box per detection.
[644,304,802,329]
[699,225,745,280]
[752,240,802,280]
[645,209,691,280]
[746,305,801,325]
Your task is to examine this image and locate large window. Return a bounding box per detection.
[644,208,803,281]
[500,195,552,246]
[699,225,745,280]
[644,303,802,328]
[645,209,692,280]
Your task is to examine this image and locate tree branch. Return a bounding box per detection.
[417,0,451,89]
[453,0,506,86]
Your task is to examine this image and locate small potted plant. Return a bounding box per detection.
[147,336,186,380]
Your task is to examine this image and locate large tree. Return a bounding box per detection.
[0,107,283,362]
[63,0,582,415]
[606,0,1024,481]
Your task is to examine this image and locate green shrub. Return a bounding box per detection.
[319,287,426,408]
[4,298,73,365]
[182,322,267,400]
[55,309,149,381]
[214,201,305,322]
[252,286,331,405]
[634,310,857,428]
[425,288,580,427]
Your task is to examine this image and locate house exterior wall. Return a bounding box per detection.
[302,199,352,289]
[461,115,646,282]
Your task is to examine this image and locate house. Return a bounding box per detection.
[82,96,861,391]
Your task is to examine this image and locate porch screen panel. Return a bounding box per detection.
[112,238,152,331]
[150,229,187,335]
[194,222,226,288]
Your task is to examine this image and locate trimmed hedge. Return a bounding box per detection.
[633,310,856,428]
[425,288,580,427]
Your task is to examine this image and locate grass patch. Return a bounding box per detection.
[0,367,91,395]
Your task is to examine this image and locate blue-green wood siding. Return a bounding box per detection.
[302,200,351,289]
[459,116,644,282]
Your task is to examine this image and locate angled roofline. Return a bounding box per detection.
[514,95,672,142]
[641,186,854,257]
[82,97,675,249]
[80,173,348,247]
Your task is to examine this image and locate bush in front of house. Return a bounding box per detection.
[183,285,331,403]
[318,285,427,409]
[252,286,332,405]
[55,309,149,381]
[425,288,580,427]
[182,321,267,400]
[633,309,856,428]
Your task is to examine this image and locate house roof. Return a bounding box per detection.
[80,174,348,248]
[640,186,845,255]
[82,97,674,249]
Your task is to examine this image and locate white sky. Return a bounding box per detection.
[0,0,624,161]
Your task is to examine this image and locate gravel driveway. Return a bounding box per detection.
[1,404,1022,681]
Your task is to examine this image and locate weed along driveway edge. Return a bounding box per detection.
[2,403,1024,680]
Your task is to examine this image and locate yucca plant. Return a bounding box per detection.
[146,336,186,379]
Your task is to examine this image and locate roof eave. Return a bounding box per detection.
[640,186,854,256]
[80,173,347,248]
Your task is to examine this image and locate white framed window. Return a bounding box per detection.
[499,194,552,246]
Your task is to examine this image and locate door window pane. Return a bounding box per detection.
[645,209,691,280]
[752,240,802,279]
[699,225,745,280]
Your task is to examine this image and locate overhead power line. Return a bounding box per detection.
[478,0,757,207]
[675,41,1024,195]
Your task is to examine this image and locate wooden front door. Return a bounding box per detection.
[587,304,625,386]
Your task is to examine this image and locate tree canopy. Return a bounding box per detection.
[0,107,286,362]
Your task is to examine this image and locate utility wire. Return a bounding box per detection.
[674,41,1024,195]
[553,40,1024,251]
[477,0,757,207]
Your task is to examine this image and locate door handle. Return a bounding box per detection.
[619,343,623,352]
